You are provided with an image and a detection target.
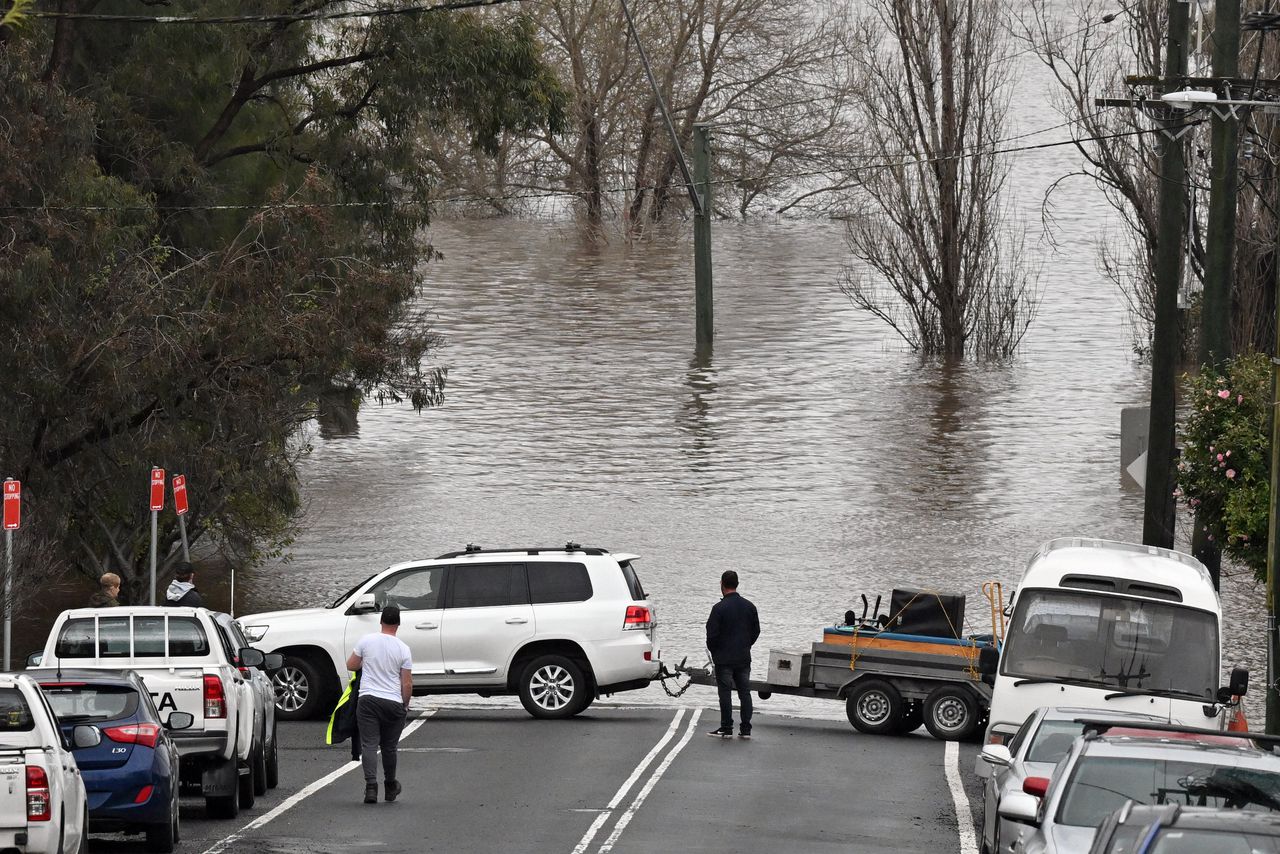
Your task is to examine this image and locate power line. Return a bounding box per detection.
[26,0,524,25]
[0,120,1199,214]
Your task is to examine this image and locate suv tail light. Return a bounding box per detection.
[623,605,652,631]
[203,674,226,718]
[104,722,161,749]
[26,766,50,821]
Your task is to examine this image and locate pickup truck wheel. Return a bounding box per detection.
[517,655,588,719]
[274,656,323,720]
[923,685,979,741]
[206,792,239,820]
[265,719,280,789]
[252,738,268,796]
[845,679,902,735]
[238,757,257,809]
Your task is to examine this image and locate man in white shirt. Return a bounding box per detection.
[346,605,413,803]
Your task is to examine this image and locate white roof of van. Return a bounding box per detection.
[1020,538,1217,610]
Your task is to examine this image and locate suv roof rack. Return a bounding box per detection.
[1075,718,1280,749]
[434,544,611,559]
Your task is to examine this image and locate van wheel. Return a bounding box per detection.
[274,656,323,720]
[846,680,902,735]
[238,757,257,809]
[265,720,280,789]
[924,686,980,741]
[206,791,239,820]
[518,655,588,719]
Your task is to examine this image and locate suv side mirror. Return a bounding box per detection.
[978,646,999,676]
[238,648,265,668]
[262,653,283,671]
[25,652,42,668]
[71,725,101,750]
[348,593,378,615]
[166,712,195,731]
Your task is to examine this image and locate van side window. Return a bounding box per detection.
[528,562,592,604]
[447,564,529,609]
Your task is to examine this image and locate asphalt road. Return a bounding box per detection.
[86,702,984,854]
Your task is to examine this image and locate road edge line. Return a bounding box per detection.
[569,708,686,854]
[201,710,435,854]
[597,707,703,854]
[944,739,979,854]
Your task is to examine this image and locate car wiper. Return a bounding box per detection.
[1013,677,1071,687]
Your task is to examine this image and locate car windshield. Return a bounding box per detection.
[41,684,139,724]
[1149,828,1280,853]
[1058,757,1280,828]
[1002,590,1218,699]
[327,573,378,609]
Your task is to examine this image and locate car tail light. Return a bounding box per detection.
[623,605,652,631]
[1023,776,1050,799]
[104,723,161,749]
[26,767,50,821]
[203,674,226,718]
[134,785,154,804]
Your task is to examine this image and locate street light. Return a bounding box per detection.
[1161,88,1221,109]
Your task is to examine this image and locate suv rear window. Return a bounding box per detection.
[619,561,647,601]
[528,562,592,604]
[55,616,210,658]
[40,684,139,724]
[0,688,35,732]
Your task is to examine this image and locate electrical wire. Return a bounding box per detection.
[25,0,525,25]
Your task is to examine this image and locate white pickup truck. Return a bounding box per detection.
[0,674,98,854]
[31,607,279,820]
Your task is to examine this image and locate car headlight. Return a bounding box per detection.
[243,625,269,642]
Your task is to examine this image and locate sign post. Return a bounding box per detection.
[172,475,190,563]
[2,479,19,671]
[149,468,165,606]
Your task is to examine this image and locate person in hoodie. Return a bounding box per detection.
[165,562,204,608]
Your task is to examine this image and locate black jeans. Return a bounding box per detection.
[715,664,752,734]
[357,695,407,784]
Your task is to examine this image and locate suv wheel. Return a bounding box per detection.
[274,656,323,720]
[517,655,588,719]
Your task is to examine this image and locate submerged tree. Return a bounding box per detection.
[840,0,1039,359]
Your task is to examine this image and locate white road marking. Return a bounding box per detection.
[201,710,435,854]
[597,708,703,854]
[945,740,979,854]
[570,709,687,854]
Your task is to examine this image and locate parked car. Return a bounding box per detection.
[1000,723,1280,853]
[240,544,659,720]
[0,673,97,854]
[213,612,280,793]
[29,669,191,853]
[31,606,280,819]
[978,707,1164,854]
[1089,803,1280,853]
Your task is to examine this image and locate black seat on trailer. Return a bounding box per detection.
[884,588,966,639]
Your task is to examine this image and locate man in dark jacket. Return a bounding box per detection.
[706,570,760,739]
[165,562,204,608]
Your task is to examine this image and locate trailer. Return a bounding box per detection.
[668,585,1004,742]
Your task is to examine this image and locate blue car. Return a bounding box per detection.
[29,669,190,853]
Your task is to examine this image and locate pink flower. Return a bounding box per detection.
[1238,394,1244,405]
[1217,453,1225,463]
[1191,498,1202,507]
[1226,450,1231,457]
[1227,469,1237,479]
[1218,389,1231,399]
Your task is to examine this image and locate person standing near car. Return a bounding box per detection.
[706,570,760,739]
[89,572,121,607]
[346,605,412,804]
[164,562,204,607]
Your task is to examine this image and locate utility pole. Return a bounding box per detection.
[693,123,714,352]
[1142,0,1192,549]
[1193,0,1242,587]
[1269,222,1280,734]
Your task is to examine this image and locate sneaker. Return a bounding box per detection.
[385,780,402,802]
[739,731,752,739]
[364,782,378,804]
[706,727,734,738]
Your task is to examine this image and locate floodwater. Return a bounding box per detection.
[50,47,1274,723]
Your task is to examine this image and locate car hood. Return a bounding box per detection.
[238,607,330,625]
[1049,822,1096,853]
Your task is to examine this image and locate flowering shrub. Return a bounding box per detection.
[1176,353,1272,580]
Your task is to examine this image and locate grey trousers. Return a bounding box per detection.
[357,695,407,783]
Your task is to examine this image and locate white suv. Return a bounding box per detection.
[240,544,659,720]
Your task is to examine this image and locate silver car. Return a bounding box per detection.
[999,723,1280,853]
[979,707,1164,854]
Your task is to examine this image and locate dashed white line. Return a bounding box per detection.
[944,739,979,854]
[570,708,687,854]
[201,710,435,854]
[597,708,703,854]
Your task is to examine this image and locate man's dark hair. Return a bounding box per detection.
[721,570,739,590]
[381,605,401,626]
[174,562,194,582]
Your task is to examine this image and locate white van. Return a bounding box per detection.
[981,538,1246,757]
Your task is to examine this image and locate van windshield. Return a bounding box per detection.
[1002,589,1218,700]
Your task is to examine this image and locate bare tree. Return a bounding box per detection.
[841,0,1039,359]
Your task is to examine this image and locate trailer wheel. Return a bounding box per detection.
[923,686,979,741]
[846,680,902,735]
